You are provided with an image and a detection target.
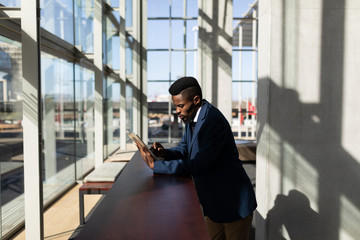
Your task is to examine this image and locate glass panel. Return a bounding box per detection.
[187,0,198,18]
[125,0,133,27]
[233,19,256,50]
[186,20,198,49]
[232,81,257,139]
[233,0,256,18]
[147,81,170,102]
[147,81,183,143]
[106,17,120,70]
[232,51,256,80]
[108,0,119,8]
[40,0,74,44]
[171,20,184,49]
[147,51,169,80]
[0,35,24,238]
[148,20,169,49]
[74,65,95,179]
[0,0,20,7]
[125,35,133,74]
[186,51,195,77]
[74,0,94,53]
[171,51,184,80]
[171,0,183,18]
[125,84,133,135]
[41,52,75,204]
[147,0,169,18]
[106,78,120,155]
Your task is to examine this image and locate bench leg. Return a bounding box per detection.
[79,191,85,225]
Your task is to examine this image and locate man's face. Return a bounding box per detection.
[172,94,200,124]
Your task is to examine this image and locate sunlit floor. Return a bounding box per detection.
[12,147,137,240]
[13,184,102,240]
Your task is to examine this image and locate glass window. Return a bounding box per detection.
[186,51,195,76]
[171,51,184,80]
[171,20,184,49]
[187,0,198,18]
[74,65,95,179]
[125,84,133,134]
[125,0,133,27]
[232,51,257,80]
[186,20,198,48]
[148,20,169,49]
[147,0,169,18]
[105,78,120,155]
[41,53,76,204]
[233,0,256,18]
[0,0,20,7]
[0,35,24,238]
[108,0,119,8]
[232,1,258,140]
[171,0,183,18]
[106,17,120,70]
[147,0,197,143]
[147,51,170,80]
[125,35,133,74]
[233,19,256,50]
[74,0,94,53]
[40,0,74,45]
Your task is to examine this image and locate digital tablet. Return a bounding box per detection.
[127,131,158,160]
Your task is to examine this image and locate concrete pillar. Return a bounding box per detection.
[198,0,233,123]
[256,0,360,239]
[21,0,44,238]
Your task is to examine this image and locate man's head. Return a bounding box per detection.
[169,77,202,124]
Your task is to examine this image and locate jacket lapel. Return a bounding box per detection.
[189,100,210,155]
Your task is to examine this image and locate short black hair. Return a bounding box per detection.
[169,76,202,101]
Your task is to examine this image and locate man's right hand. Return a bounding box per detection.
[150,142,165,159]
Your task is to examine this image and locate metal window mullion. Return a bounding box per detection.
[119,0,126,150]
[21,0,44,239]
[251,10,257,139]
[0,7,21,19]
[94,0,104,168]
[168,0,172,143]
[238,23,243,139]
[183,0,187,76]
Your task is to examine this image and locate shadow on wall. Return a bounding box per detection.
[256,0,360,238]
[266,190,324,240]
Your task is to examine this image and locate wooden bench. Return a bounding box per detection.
[79,162,127,225]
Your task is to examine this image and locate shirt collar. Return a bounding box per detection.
[193,106,202,123]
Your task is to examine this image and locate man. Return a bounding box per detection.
[137,76,257,240]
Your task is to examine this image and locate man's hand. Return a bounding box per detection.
[150,142,165,159]
[136,142,155,169]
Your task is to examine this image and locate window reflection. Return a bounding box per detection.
[74,0,94,53]
[106,78,120,155]
[41,0,74,44]
[0,36,24,238]
[75,66,95,178]
[41,53,75,202]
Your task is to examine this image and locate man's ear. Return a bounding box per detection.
[193,95,200,105]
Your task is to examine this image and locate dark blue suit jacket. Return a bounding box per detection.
[154,100,257,223]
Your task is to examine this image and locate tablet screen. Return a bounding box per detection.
[127,131,158,160]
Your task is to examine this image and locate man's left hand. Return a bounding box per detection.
[136,143,155,169]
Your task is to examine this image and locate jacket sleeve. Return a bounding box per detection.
[154,112,230,176]
[153,128,189,175]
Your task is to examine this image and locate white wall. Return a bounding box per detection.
[256,0,360,239]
